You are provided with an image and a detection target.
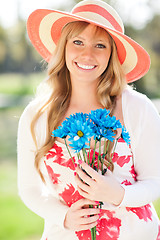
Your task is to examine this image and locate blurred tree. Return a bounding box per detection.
[0,20,42,73]
[142,14,160,98]
[0,25,7,72]
[125,14,160,98]
[0,0,159,97]
[7,20,42,73]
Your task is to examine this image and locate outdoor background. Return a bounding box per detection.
[0,0,160,239]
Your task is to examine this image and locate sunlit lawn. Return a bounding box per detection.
[0,106,44,240]
[0,161,43,240]
[0,73,45,95]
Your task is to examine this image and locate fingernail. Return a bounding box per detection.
[95,201,99,205]
[78,159,82,164]
[74,172,77,176]
[75,163,78,168]
[100,209,102,213]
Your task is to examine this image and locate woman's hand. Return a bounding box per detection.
[64,198,100,231]
[75,160,125,206]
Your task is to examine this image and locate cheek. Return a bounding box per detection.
[100,55,110,71]
[65,45,76,65]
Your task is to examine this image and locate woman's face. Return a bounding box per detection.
[65,24,112,85]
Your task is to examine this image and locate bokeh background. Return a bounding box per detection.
[0,0,160,239]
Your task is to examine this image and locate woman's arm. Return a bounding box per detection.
[17,102,69,229]
[120,89,160,207]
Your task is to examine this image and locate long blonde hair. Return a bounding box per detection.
[30,21,126,181]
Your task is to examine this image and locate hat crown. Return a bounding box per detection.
[72,0,124,33]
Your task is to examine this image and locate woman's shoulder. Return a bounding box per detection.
[20,99,40,120]
[122,86,156,111]
[19,97,48,124]
[122,86,160,124]
[123,86,148,103]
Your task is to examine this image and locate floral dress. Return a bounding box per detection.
[43,138,160,240]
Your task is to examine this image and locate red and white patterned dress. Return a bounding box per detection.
[42,138,160,240]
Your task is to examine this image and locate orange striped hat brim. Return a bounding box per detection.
[27,0,150,83]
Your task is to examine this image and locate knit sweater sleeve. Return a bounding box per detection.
[120,88,160,207]
[17,101,69,228]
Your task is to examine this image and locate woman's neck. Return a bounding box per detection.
[69,80,103,113]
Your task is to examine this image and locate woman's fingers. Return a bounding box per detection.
[64,198,101,231]
[77,185,90,199]
[79,207,101,218]
[75,162,102,200]
[71,198,97,210]
[77,161,99,181]
[75,173,91,192]
[80,214,100,225]
[77,220,98,231]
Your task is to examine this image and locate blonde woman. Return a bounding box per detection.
[17,0,160,239]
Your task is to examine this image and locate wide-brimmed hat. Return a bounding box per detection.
[27,0,150,83]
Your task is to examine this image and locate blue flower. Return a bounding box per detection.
[89,108,110,127]
[121,126,131,145]
[63,113,94,152]
[69,139,89,153]
[94,126,116,142]
[89,109,122,141]
[103,115,122,130]
[68,119,94,151]
[102,128,116,142]
[52,120,70,139]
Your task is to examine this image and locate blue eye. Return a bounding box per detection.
[73,40,83,45]
[96,44,106,48]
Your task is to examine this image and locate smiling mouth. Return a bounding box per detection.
[76,62,97,70]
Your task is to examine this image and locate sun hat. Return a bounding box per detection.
[27,0,150,83]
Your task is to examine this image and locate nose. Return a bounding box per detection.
[81,46,94,60]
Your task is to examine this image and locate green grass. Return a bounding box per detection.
[0,106,44,240]
[0,73,45,95]
[153,198,160,219]
[0,107,22,161]
[0,161,43,240]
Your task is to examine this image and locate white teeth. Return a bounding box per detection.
[77,63,95,70]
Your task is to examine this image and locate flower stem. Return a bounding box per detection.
[89,204,96,240]
[94,226,96,239]
[91,228,94,240]
[111,138,119,159]
[103,138,106,156]
[89,138,91,165]
[82,148,87,163]
[84,148,90,165]
[77,152,83,161]
[98,139,102,170]
[91,139,97,168]
[91,226,96,240]
[105,139,110,155]
[107,138,120,169]
[101,140,110,172]
[101,139,106,171]
[64,139,75,164]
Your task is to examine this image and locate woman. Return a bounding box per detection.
[17,0,160,239]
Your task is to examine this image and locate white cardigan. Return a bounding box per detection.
[17,87,160,230]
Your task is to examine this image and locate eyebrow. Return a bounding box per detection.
[74,35,108,43]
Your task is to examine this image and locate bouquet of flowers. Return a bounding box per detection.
[52,108,130,240]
